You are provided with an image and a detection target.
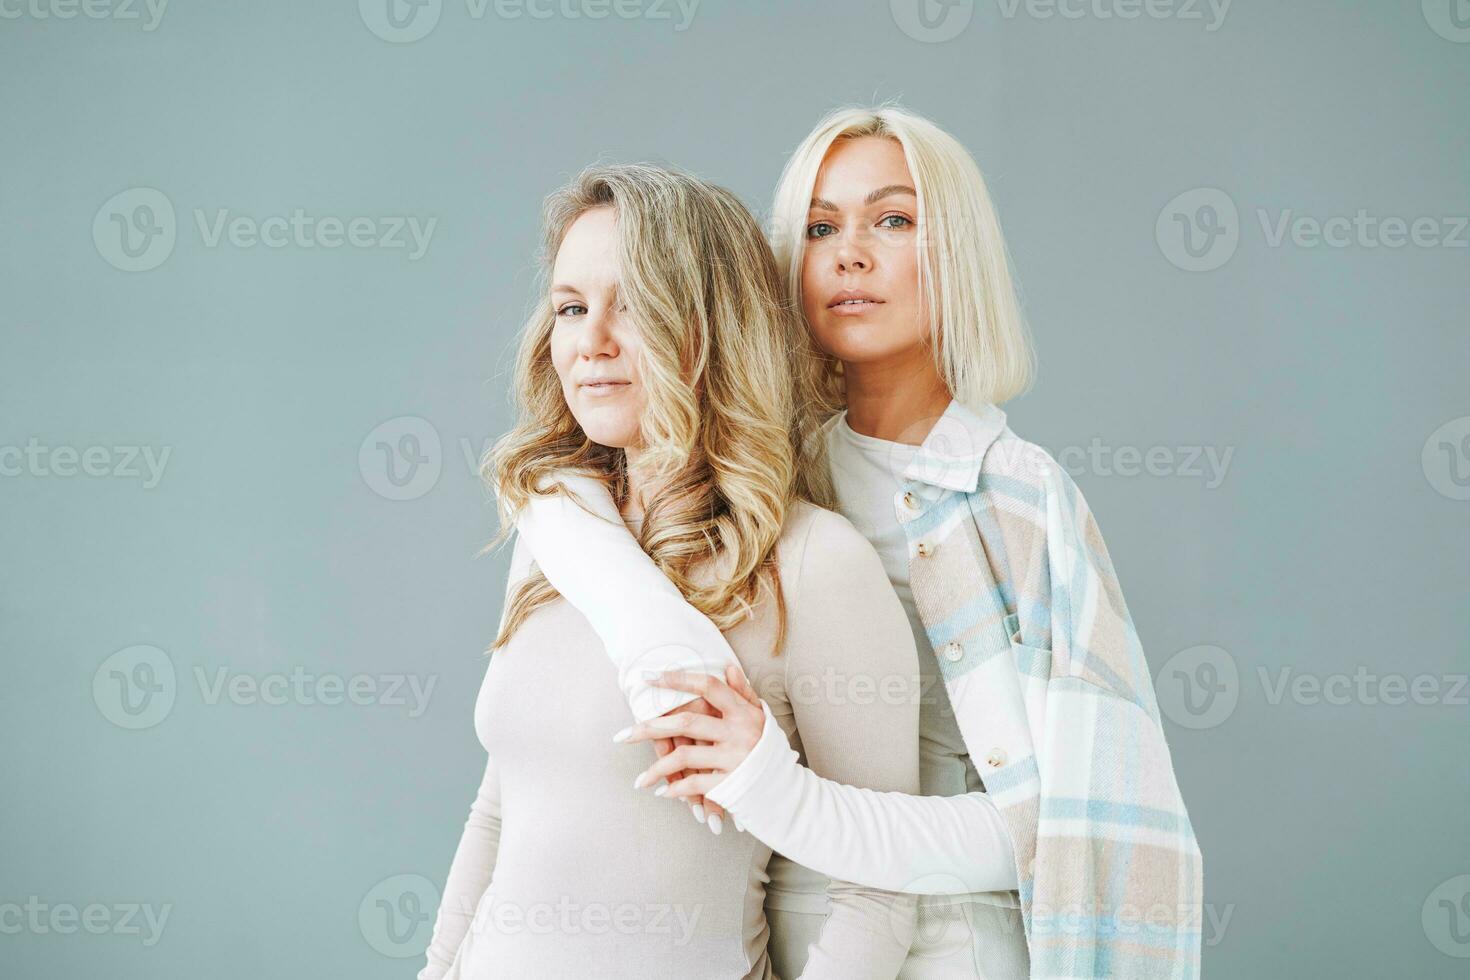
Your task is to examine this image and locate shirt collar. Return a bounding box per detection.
[823,397,1008,494]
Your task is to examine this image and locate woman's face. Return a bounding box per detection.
[549,206,647,450]
[799,135,926,367]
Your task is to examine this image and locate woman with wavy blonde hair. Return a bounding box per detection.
[513,107,1204,979]
[418,163,925,980]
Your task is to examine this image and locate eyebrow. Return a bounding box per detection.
[550,283,619,305]
[810,184,918,212]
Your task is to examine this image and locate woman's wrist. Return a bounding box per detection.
[704,700,792,811]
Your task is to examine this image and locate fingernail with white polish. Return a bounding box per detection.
[654,783,668,797]
[708,813,723,835]
[612,726,633,743]
[633,772,652,789]
[692,803,706,823]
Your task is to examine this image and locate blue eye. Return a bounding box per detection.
[806,221,837,240]
[556,303,587,317]
[878,214,913,230]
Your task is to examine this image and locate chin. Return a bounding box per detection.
[574,416,640,450]
[813,330,900,365]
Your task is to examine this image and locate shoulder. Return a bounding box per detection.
[506,531,535,586]
[978,429,1061,498]
[780,499,879,563]
[976,426,1106,537]
[778,501,889,604]
[771,503,917,680]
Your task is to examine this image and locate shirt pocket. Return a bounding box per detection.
[1003,611,1052,682]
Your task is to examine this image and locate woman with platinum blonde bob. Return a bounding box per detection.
[514,106,1205,979]
[419,163,929,980]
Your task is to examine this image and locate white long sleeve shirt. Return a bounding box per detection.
[419,506,923,980]
[512,447,1020,903]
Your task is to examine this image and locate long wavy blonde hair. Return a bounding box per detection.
[485,164,836,654]
[770,103,1036,412]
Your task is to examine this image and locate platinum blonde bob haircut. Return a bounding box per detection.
[770,104,1036,412]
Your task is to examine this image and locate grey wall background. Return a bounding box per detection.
[2,1,1466,977]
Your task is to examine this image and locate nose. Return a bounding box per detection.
[834,226,873,274]
[576,308,620,359]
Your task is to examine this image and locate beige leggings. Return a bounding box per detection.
[768,897,1030,980]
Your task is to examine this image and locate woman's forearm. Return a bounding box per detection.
[708,702,1021,896]
[512,471,739,722]
[517,475,1021,894]
[418,755,503,980]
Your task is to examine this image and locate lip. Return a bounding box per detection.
[578,379,630,397]
[826,289,885,315]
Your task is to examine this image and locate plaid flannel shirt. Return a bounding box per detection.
[863,397,1204,978]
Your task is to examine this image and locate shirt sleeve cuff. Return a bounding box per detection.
[705,699,795,811]
[625,682,705,724]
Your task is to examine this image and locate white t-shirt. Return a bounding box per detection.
[827,410,1020,909]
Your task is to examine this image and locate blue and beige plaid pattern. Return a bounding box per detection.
[831,398,1205,979]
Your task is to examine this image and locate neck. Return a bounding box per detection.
[842,352,952,445]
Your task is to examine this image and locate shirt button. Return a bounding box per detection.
[942,642,964,662]
[901,490,921,511]
[915,539,935,558]
[985,748,1008,768]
